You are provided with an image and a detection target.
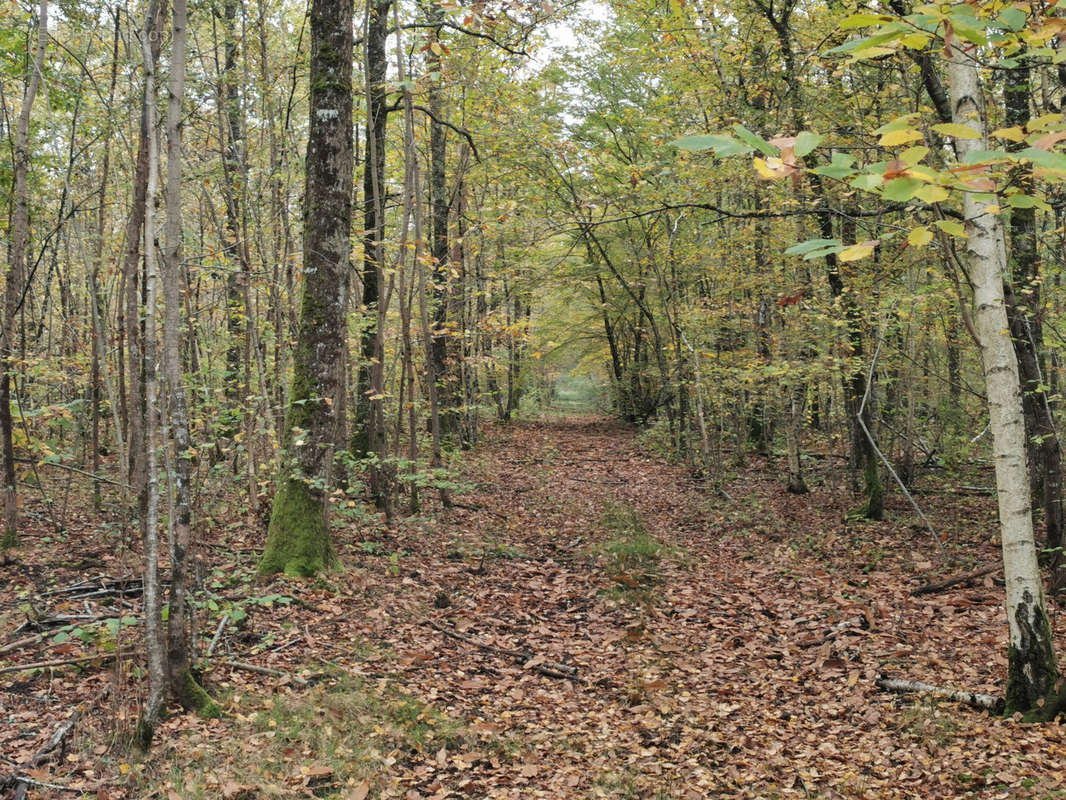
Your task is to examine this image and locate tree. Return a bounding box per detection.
[2,0,48,548]
[945,26,1059,720]
[259,0,353,577]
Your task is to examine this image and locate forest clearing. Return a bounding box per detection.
[3,413,1066,799]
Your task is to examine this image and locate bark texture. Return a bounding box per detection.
[260,0,353,576]
[947,42,1059,717]
[2,0,48,547]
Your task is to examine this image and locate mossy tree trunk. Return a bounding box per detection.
[948,40,1060,718]
[259,0,352,577]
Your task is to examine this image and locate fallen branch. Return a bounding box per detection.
[426,618,578,680]
[911,564,999,596]
[223,659,310,687]
[876,676,1003,712]
[0,634,44,656]
[0,649,132,675]
[204,613,230,659]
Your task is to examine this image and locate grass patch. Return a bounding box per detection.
[597,503,670,599]
[146,672,462,799]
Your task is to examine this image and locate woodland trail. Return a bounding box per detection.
[324,414,1065,798]
[6,415,1066,798]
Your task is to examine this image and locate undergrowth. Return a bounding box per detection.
[147,672,462,799]
[597,503,670,599]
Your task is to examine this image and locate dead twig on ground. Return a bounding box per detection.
[911,564,999,596]
[426,618,578,680]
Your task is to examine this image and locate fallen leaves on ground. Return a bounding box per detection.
[2,414,1066,798]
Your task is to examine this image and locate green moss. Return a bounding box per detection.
[258,476,337,578]
[863,450,883,521]
[0,527,15,549]
[175,669,222,719]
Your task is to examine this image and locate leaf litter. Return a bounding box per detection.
[2,414,1066,798]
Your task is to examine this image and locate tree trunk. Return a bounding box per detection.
[135,0,167,748]
[160,0,219,718]
[947,41,1062,719]
[1003,59,1064,584]
[352,0,391,464]
[259,0,352,577]
[2,0,48,548]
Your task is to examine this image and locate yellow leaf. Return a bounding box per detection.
[119,763,131,775]
[838,242,877,262]
[984,204,1001,215]
[991,126,1025,142]
[932,122,982,139]
[914,184,949,203]
[907,227,933,247]
[879,128,923,147]
[934,219,967,238]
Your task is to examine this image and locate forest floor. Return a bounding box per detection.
[2,414,1066,799]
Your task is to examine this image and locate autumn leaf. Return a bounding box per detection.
[838,241,878,261]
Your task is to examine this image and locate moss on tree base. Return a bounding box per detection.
[175,669,222,719]
[258,476,337,577]
[0,527,16,549]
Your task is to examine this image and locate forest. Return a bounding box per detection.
[3,0,1066,796]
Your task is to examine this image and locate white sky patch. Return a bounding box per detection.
[530,0,612,70]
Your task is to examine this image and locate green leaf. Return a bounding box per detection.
[803,245,846,261]
[784,238,841,256]
[1006,193,1040,208]
[883,177,924,202]
[794,131,823,158]
[812,151,855,179]
[998,7,1027,31]
[850,173,884,191]
[874,114,920,135]
[732,124,778,156]
[52,630,70,644]
[962,148,1010,165]
[948,13,988,46]
[671,134,752,156]
[1020,147,1066,172]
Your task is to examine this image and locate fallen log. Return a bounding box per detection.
[0,649,133,675]
[911,564,998,596]
[875,676,1003,712]
[426,618,578,680]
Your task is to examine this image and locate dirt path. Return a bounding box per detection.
[339,415,1066,798]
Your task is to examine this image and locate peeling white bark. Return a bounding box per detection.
[947,40,1056,709]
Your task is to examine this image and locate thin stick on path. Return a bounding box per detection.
[876,676,1003,712]
[426,618,578,680]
